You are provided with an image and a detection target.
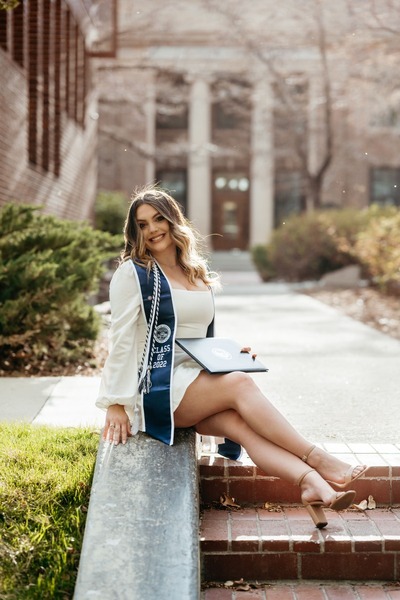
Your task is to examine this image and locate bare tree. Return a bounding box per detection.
[346,0,400,38]
[203,0,335,211]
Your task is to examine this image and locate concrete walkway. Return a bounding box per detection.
[1,272,399,444]
[0,375,103,427]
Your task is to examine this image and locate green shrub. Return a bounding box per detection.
[354,208,400,293]
[94,190,129,235]
[0,203,121,372]
[251,244,275,281]
[254,206,395,283]
[265,209,364,281]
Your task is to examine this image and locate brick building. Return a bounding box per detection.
[0,0,108,221]
[96,0,400,249]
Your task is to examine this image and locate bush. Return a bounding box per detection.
[94,190,129,235]
[253,206,395,283]
[0,203,121,373]
[354,208,400,293]
[264,209,365,281]
[251,245,275,282]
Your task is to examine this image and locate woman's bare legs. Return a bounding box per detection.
[174,370,366,486]
[194,408,348,508]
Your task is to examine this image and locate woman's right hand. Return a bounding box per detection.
[104,404,132,445]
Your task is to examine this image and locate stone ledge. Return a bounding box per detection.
[74,429,199,600]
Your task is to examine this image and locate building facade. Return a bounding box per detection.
[2,1,399,240]
[96,0,400,249]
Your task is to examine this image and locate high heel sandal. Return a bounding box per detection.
[302,445,369,490]
[297,468,356,529]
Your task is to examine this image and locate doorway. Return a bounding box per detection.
[211,172,250,250]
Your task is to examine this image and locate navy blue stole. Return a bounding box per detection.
[133,262,176,445]
[133,260,242,459]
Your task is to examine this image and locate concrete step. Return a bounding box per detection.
[210,251,256,272]
[199,444,400,583]
[201,581,400,599]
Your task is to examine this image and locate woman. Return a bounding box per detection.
[96,186,368,529]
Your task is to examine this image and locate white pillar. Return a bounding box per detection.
[188,76,211,239]
[145,73,156,183]
[250,78,274,245]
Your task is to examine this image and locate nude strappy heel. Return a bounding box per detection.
[327,464,370,489]
[297,468,356,529]
[301,444,369,490]
[297,468,328,529]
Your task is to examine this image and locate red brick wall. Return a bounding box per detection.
[0,50,97,222]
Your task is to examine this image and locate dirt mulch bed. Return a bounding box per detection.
[302,286,400,341]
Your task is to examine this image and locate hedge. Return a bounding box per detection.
[0,203,121,372]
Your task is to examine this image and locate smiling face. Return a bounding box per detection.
[135,203,175,258]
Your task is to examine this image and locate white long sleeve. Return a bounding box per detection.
[95,260,143,414]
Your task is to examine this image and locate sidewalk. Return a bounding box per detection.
[1,273,400,449]
[0,375,104,427]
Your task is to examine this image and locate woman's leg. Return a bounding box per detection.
[174,370,365,486]
[195,408,348,508]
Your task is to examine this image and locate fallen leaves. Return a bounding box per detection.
[262,501,282,512]
[224,578,255,591]
[202,579,267,591]
[219,494,241,509]
[353,495,376,511]
[211,495,283,512]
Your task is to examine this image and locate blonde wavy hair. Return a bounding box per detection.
[121,185,218,287]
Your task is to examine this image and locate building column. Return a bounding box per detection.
[250,78,274,245]
[145,71,156,183]
[188,76,211,240]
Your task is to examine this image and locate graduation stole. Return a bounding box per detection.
[133,260,241,459]
[133,262,176,445]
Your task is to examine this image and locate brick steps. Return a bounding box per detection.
[199,455,400,508]
[199,446,400,583]
[201,506,400,582]
[201,581,400,599]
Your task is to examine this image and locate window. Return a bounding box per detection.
[221,201,239,237]
[156,73,188,130]
[156,170,187,214]
[156,107,188,130]
[12,2,24,67]
[370,168,400,206]
[274,171,305,227]
[0,11,7,50]
[212,77,251,130]
[214,103,239,129]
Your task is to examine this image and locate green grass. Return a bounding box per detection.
[0,423,99,600]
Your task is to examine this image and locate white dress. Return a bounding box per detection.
[170,289,214,410]
[95,260,214,425]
